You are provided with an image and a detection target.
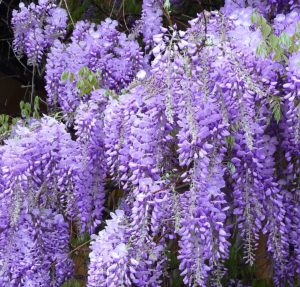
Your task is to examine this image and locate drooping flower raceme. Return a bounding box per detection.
[141,0,163,49]
[11,0,67,65]
[97,84,171,286]
[0,209,73,287]
[0,117,78,285]
[45,18,145,115]
[73,89,108,232]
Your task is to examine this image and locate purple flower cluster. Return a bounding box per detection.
[0,209,73,286]
[88,209,133,286]
[88,7,300,285]
[73,89,108,232]
[11,0,67,65]
[88,208,166,286]
[222,0,299,17]
[45,19,144,114]
[0,117,76,284]
[141,0,163,49]
[0,117,79,215]
[278,42,300,283]
[0,205,72,286]
[97,83,172,285]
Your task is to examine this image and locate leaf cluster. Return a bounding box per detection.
[20,96,40,119]
[251,12,300,62]
[61,67,101,97]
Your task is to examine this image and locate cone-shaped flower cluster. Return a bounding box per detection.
[11,0,67,65]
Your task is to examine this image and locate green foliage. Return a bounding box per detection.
[223,238,264,287]
[165,241,184,287]
[252,279,271,287]
[20,96,40,119]
[251,11,300,62]
[269,95,282,123]
[164,0,171,11]
[61,67,101,96]
[256,41,269,58]
[0,114,11,137]
[225,241,243,279]
[65,0,92,23]
[71,2,89,22]
[124,0,142,14]
[61,279,81,287]
[70,232,91,249]
[83,0,142,22]
[227,161,236,174]
[33,96,40,118]
[0,97,40,140]
[61,71,73,82]
[20,101,31,119]
[226,135,235,150]
[104,89,118,100]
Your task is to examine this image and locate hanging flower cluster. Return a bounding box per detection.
[88,208,166,286]
[98,82,172,286]
[0,117,76,285]
[11,0,67,65]
[141,0,163,49]
[91,5,300,285]
[222,0,299,17]
[45,19,145,114]
[73,89,108,232]
[0,209,73,286]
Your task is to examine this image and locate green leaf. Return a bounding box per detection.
[61,71,69,81]
[272,51,282,61]
[256,14,268,28]
[61,279,81,287]
[76,79,84,89]
[88,74,94,82]
[227,162,236,174]
[251,12,259,24]
[270,96,282,123]
[261,23,272,38]
[34,96,39,107]
[226,135,235,149]
[256,41,268,58]
[279,32,292,48]
[269,34,279,50]
[252,279,270,287]
[70,73,75,82]
[33,97,40,119]
[95,69,101,77]
[79,66,89,77]
[283,54,289,63]
[164,0,171,10]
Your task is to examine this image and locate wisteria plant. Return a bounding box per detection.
[1,0,300,286]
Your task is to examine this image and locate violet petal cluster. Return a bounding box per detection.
[11,0,67,65]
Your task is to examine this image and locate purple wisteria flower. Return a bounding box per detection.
[11,0,67,65]
[45,18,145,115]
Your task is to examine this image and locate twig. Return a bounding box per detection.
[31,66,35,107]
[63,0,74,26]
[110,0,117,18]
[50,238,92,268]
[158,2,173,27]
[8,42,32,73]
[122,0,129,32]
[69,239,92,256]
